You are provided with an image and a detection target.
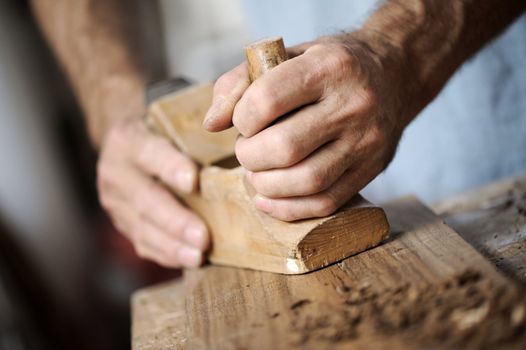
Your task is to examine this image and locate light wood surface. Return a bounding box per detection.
[132,281,187,350]
[433,173,526,285]
[133,196,526,349]
[147,83,238,166]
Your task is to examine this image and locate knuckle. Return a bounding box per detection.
[305,43,327,56]
[105,121,134,150]
[231,110,243,133]
[354,89,377,115]
[370,123,387,146]
[302,166,329,194]
[249,173,273,196]
[163,241,183,259]
[214,72,234,91]
[302,64,324,90]
[273,131,301,166]
[134,245,149,260]
[158,159,178,185]
[135,136,160,169]
[166,217,186,238]
[327,45,354,73]
[316,194,338,216]
[308,43,354,78]
[133,180,157,218]
[96,161,114,192]
[235,84,279,136]
[234,137,251,168]
[254,83,280,117]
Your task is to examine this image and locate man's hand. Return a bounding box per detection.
[204,35,415,221]
[98,118,209,267]
[203,0,526,222]
[32,0,212,268]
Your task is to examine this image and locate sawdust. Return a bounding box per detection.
[288,270,526,349]
[290,299,311,310]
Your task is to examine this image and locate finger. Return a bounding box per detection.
[246,139,352,198]
[286,42,313,58]
[134,218,203,268]
[133,128,199,194]
[105,165,209,251]
[139,179,209,251]
[232,52,326,137]
[97,192,173,264]
[235,102,341,171]
[97,185,136,239]
[253,163,374,222]
[104,192,204,268]
[203,63,250,132]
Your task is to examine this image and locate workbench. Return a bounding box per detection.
[131,173,526,349]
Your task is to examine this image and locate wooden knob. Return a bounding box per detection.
[245,36,288,82]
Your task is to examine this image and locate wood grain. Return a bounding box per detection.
[132,184,526,349]
[433,173,526,285]
[183,197,513,349]
[132,280,187,350]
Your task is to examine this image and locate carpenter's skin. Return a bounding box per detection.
[205,37,407,222]
[32,0,525,268]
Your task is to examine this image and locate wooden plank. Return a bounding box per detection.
[132,280,187,350]
[433,173,526,284]
[132,196,526,349]
[181,197,526,349]
[493,241,526,283]
[432,173,526,216]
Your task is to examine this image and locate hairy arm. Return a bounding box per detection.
[31,0,209,268]
[206,0,525,221]
[354,0,526,125]
[31,0,161,147]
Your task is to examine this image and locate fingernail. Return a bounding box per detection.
[254,194,272,213]
[178,246,202,268]
[203,96,225,129]
[175,170,195,193]
[183,225,208,249]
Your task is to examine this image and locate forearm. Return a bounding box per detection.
[352,0,525,125]
[31,0,163,148]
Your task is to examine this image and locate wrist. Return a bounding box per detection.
[87,74,146,148]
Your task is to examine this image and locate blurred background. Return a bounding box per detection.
[0,0,249,349]
[1,0,525,349]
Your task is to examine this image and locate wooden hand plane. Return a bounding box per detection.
[145,37,389,274]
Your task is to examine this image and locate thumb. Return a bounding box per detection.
[203,63,250,132]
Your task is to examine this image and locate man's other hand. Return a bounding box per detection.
[97,118,209,268]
